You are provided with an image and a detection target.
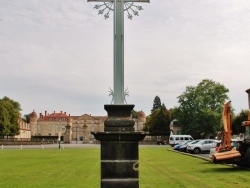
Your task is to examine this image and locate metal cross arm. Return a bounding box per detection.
[88,0,149,104]
[88,0,150,2]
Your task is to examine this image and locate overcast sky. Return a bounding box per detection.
[0,0,250,117]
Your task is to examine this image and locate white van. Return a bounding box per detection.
[169,135,193,146]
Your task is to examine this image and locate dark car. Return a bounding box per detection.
[173,144,183,151]
[157,140,167,145]
[174,141,191,151]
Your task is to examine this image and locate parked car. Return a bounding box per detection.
[157,140,167,145]
[169,135,193,146]
[187,139,215,154]
[173,141,191,151]
[209,139,241,158]
[208,140,221,158]
[179,140,198,152]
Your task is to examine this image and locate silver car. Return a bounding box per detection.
[187,139,215,154]
[208,140,221,158]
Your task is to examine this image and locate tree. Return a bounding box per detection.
[131,110,138,119]
[145,106,171,136]
[0,103,11,136]
[232,110,249,135]
[175,79,229,138]
[151,96,162,112]
[0,97,21,136]
[23,114,30,123]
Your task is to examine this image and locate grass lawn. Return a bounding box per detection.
[0,147,249,188]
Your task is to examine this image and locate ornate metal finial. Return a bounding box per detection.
[124,3,143,20]
[93,2,144,20]
[94,3,113,19]
[124,87,129,104]
[109,87,114,104]
[108,87,129,104]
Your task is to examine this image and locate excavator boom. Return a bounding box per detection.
[212,101,241,163]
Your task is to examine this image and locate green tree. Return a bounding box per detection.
[145,106,171,136]
[131,110,138,119]
[175,79,229,138]
[0,103,11,136]
[232,110,248,134]
[23,114,30,123]
[151,96,162,112]
[0,97,21,136]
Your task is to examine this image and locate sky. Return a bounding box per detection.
[0,0,250,117]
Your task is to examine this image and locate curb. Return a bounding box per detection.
[167,148,250,170]
[167,148,210,162]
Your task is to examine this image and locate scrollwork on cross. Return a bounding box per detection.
[93,2,144,20]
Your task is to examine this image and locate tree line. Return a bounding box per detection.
[144,79,249,139]
[0,78,248,138]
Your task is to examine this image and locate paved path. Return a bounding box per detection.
[0,144,169,150]
[0,144,101,149]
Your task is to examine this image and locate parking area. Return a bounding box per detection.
[169,147,211,161]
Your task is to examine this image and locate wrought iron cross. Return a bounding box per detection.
[88,0,149,104]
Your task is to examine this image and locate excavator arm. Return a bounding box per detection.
[211,101,241,163]
[221,101,233,150]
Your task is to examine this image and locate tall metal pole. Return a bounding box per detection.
[88,0,149,104]
[113,0,124,104]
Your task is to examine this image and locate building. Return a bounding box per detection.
[70,114,107,143]
[13,118,31,140]
[170,119,182,135]
[134,110,146,131]
[29,110,146,143]
[30,110,70,138]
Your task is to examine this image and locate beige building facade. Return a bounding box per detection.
[13,118,31,139]
[29,110,146,143]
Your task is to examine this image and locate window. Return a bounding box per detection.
[37,125,41,130]
[62,126,66,131]
[91,126,95,132]
[56,125,59,131]
[48,125,51,131]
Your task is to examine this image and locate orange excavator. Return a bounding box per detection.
[212,89,250,167]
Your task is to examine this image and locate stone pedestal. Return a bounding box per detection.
[92,105,146,188]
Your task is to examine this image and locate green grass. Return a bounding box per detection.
[0,147,249,188]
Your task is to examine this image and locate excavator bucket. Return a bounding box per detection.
[212,149,241,163]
